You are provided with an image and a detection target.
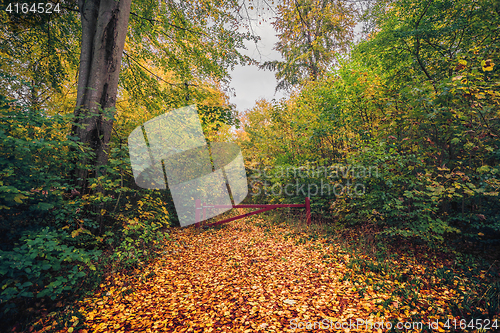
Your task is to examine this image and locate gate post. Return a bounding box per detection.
[306,197,311,226]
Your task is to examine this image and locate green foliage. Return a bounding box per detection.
[110,193,170,268]
[0,91,99,316]
[248,164,335,218]
[240,0,500,245]
[0,91,88,237]
[331,141,460,242]
[120,0,258,114]
[0,0,81,107]
[0,228,100,306]
[262,0,357,90]
[0,86,172,317]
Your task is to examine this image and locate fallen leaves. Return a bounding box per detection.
[30,217,499,332]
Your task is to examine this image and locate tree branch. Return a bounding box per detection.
[414,0,436,91]
[129,12,207,37]
[123,51,176,86]
[123,51,200,89]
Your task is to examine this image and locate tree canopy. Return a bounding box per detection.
[262,0,357,90]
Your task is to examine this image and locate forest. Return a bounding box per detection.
[0,0,499,332]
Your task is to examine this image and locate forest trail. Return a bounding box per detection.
[37,217,469,332]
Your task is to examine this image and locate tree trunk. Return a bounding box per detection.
[72,0,131,189]
[71,0,132,228]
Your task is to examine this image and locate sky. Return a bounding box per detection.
[227,13,286,113]
[226,5,365,114]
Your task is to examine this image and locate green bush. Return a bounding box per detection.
[0,83,172,317]
[331,139,500,243]
[331,141,455,241]
[110,193,170,268]
[0,228,100,308]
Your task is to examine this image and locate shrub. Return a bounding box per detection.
[0,228,100,311]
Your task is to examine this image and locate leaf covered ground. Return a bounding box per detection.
[32,215,498,332]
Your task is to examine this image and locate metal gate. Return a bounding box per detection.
[195,197,311,227]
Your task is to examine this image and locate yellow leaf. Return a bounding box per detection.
[482,59,495,71]
[13,194,27,203]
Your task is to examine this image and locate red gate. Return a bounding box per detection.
[195,197,311,228]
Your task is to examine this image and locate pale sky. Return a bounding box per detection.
[228,15,286,113]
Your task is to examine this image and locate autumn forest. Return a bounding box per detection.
[1,0,499,332]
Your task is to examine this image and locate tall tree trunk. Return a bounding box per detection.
[73,0,131,188]
[72,0,132,227]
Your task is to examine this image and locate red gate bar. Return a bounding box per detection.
[195,197,311,228]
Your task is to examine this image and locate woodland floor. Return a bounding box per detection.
[31,211,498,333]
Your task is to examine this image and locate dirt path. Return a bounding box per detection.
[37,218,471,332]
